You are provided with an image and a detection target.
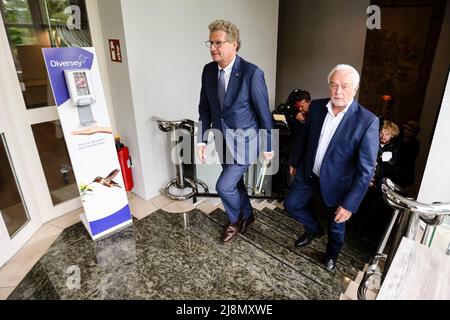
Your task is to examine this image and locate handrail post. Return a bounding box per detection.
[154,118,209,200]
[357,178,450,300]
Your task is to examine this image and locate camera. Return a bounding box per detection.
[273,89,311,121]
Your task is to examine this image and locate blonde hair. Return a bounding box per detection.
[208,19,241,51]
[382,121,400,137]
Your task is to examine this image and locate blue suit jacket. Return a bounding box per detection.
[198,55,273,164]
[291,98,379,213]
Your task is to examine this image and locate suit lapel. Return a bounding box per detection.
[322,101,357,162]
[223,55,242,109]
[311,102,328,152]
[206,63,220,112]
[207,63,221,111]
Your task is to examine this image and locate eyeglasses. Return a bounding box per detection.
[329,83,352,91]
[205,40,229,48]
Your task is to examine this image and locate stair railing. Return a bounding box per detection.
[358,178,450,300]
[154,117,209,200]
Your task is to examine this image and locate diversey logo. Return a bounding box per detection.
[49,54,90,68]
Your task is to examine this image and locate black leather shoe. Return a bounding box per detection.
[294,230,324,247]
[324,258,337,272]
[221,220,243,243]
[240,214,255,234]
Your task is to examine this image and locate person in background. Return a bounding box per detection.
[289,89,311,129]
[358,120,401,251]
[373,121,401,189]
[395,120,420,188]
[288,90,311,180]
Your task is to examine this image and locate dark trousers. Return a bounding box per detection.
[284,171,345,259]
[216,163,253,224]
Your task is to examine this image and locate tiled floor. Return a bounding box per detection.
[2,194,370,300]
[0,287,15,300]
[0,224,63,289]
[0,192,179,299]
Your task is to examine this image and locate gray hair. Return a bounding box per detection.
[208,19,241,51]
[327,64,360,88]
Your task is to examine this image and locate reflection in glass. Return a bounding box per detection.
[0,133,30,238]
[39,0,71,26]
[195,162,274,198]
[2,0,33,24]
[31,121,79,205]
[429,217,450,255]
[0,0,92,109]
[194,137,275,198]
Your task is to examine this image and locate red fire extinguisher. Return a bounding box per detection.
[116,136,134,191]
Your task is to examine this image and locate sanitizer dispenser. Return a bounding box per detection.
[64,69,97,126]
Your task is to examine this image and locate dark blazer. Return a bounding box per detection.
[375,139,400,186]
[198,55,273,164]
[291,98,379,213]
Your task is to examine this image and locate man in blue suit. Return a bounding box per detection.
[197,20,274,243]
[284,65,379,271]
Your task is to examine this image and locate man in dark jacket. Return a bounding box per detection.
[284,64,379,271]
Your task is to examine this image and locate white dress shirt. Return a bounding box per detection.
[218,56,236,92]
[312,100,353,177]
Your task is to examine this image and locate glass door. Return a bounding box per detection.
[0,0,92,265]
[0,0,92,215]
[0,133,30,238]
[0,104,41,267]
[0,130,35,266]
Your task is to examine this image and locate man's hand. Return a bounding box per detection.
[197,145,207,163]
[334,206,352,224]
[71,126,112,135]
[263,151,275,161]
[295,112,305,122]
[289,166,297,177]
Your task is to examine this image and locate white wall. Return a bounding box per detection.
[86,0,117,133]
[117,0,279,200]
[415,2,450,197]
[418,73,450,203]
[275,0,370,103]
[416,0,450,204]
[95,0,147,199]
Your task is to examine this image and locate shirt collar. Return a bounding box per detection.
[218,56,236,76]
[326,99,353,117]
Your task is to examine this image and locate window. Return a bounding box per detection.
[0,0,92,109]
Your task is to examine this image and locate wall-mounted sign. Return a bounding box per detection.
[42,47,132,240]
[108,39,122,63]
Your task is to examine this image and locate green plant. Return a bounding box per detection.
[79,184,93,201]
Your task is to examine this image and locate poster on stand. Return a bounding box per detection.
[42,47,132,240]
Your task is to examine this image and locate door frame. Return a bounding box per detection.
[0,103,41,267]
[0,13,81,267]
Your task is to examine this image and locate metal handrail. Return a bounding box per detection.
[154,117,195,135]
[381,178,450,225]
[358,178,450,300]
[357,208,400,300]
[154,117,208,200]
